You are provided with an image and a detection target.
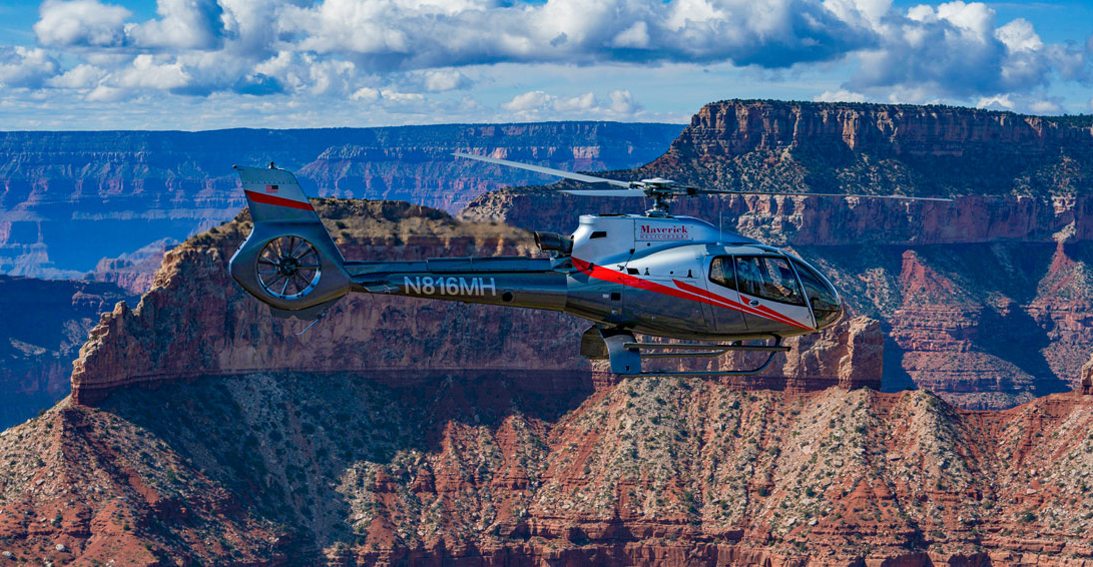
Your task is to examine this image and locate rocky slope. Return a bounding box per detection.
[0,122,682,278]
[462,100,1093,409]
[5,374,1093,565]
[0,276,134,431]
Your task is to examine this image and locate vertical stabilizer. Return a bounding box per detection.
[229,164,351,319]
[235,165,321,224]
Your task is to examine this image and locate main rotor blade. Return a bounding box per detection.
[694,189,953,202]
[559,188,648,197]
[453,152,632,188]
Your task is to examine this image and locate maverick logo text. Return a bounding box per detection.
[636,224,691,241]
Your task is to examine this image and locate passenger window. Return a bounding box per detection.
[735,256,804,305]
[708,256,737,290]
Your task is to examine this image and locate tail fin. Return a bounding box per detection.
[229,164,351,320]
[235,164,324,224]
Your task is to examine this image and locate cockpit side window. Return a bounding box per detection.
[708,256,737,290]
[791,258,841,327]
[735,256,805,306]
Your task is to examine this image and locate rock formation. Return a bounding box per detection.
[5,374,1093,565]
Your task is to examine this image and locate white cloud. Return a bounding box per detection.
[814,89,867,103]
[995,18,1042,52]
[127,0,225,49]
[1028,99,1061,114]
[1,0,1089,126]
[86,84,127,102]
[501,89,642,118]
[607,90,639,114]
[0,47,60,89]
[976,93,1014,110]
[34,0,131,47]
[611,22,651,49]
[351,86,379,101]
[47,64,105,89]
[501,90,553,113]
[421,70,471,92]
[116,54,189,89]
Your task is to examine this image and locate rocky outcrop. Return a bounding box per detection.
[0,276,134,430]
[8,373,1093,565]
[88,238,177,294]
[0,122,682,277]
[70,200,882,406]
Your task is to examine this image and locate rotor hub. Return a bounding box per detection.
[278,257,300,277]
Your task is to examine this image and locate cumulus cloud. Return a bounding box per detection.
[847,1,1088,100]
[420,70,471,92]
[116,54,189,90]
[127,0,226,49]
[0,47,60,89]
[501,89,642,118]
[8,0,1093,121]
[275,0,876,71]
[46,64,106,89]
[34,0,131,47]
[814,89,867,103]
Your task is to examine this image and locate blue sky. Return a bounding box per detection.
[0,0,1090,130]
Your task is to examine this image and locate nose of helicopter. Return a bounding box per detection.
[811,278,843,330]
[791,258,843,330]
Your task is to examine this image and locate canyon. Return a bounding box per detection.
[1,100,1093,565]
[0,122,682,279]
[0,122,682,429]
[0,276,134,430]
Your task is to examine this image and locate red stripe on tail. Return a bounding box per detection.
[245,190,314,211]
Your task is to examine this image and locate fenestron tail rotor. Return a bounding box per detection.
[256,235,322,300]
[453,152,953,216]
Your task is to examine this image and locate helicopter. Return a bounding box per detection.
[228,154,951,377]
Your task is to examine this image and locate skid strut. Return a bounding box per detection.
[593,327,789,377]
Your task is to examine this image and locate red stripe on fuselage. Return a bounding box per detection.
[572,257,812,332]
[244,190,314,211]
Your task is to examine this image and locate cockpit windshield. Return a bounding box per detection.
[791,259,842,328]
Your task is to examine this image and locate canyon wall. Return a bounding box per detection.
[5,100,1093,564]
[0,276,134,430]
[0,122,682,278]
[462,101,1093,409]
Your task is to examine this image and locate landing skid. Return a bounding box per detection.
[581,326,789,377]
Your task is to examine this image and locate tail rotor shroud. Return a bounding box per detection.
[256,235,322,300]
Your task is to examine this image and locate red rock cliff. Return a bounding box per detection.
[461,100,1093,409]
